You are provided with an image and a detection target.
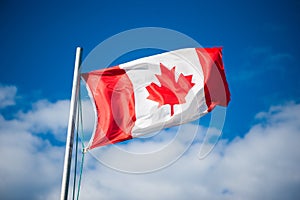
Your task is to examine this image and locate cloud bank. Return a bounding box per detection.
[0,85,299,200]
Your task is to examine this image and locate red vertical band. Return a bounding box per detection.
[196,48,231,112]
[82,66,136,149]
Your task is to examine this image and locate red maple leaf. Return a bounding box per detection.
[146,63,195,116]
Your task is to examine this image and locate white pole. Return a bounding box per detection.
[60,47,82,200]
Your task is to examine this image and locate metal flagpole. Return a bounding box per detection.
[60,47,83,200]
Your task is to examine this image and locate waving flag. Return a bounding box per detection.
[82,47,230,150]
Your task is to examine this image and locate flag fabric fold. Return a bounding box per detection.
[82,47,230,150]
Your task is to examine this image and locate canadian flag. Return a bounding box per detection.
[82,47,230,150]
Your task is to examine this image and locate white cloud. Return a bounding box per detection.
[0,85,17,108]
[78,103,300,200]
[0,85,299,200]
[0,113,64,200]
[17,99,70,140]
[0,86,67,199]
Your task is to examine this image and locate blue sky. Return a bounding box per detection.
[0,0,300,199]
